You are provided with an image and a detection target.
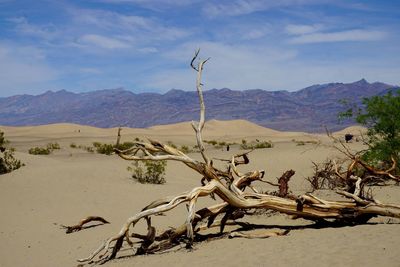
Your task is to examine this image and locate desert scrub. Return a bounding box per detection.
[240,139,273,149]
[29,146,52,155]
[0,130,23,174]
[180,145,192,154]
[127,160,167,184]
[70,143,77,148]
[292,139,319,146]
[47,142,61,150]
[29,142,61,155]
[167,141,177,149]
[93,142,114,155]
[115,141,135,151]
[92,141,135,155]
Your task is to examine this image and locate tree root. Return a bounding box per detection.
[61,216,109,234]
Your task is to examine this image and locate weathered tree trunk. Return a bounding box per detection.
[78,50,400,264]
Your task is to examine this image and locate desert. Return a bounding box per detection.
[1,119,399,267]
[1,1,399,266]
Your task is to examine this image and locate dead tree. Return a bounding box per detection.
[78,50,400,264]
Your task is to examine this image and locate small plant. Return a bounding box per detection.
[0,131,23,174]
[128,160,167,184]
[29,142,61,155]
[93,142,114,155]
[84,146,94,153]
[115,142,135,151]
[306,160,347,191]
[180,145,192,154]
[70,143,77,148]
[240,139,273,150]
[205,140,218,146]
[167,141,177,149]
[47,142,61,150]
[29,146,51,155]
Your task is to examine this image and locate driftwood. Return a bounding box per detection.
[61,216,109,234]
[78,50,400,264]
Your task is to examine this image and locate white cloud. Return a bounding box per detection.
[79,67,102,74]
[285,24,323,35]
[203,0,267,17]
[289,29,386,44]
[138,47,158,53]
[98,0,199,10]
[0,43,58,96]
[203,0,325,18]
[70,8,190,44]
[77,34,131,49]
[145,41,299,91]
[8,17,57,40]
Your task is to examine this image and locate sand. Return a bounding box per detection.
[0,120,398,267]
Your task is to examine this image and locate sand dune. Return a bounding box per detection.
[333,125,367,136]
[0,120,399,267]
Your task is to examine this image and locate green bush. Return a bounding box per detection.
[205,140,218,146]
[167,141,177,149]
[127,160,167,184]
[28,146,51,155]
[47,142,60,150]
[0,131,23,174]
[180,145,192,154]
[70,143,77,148]
[340,89,400,173]
[115,141,135,151]
[93,142,114,155]
[240,139,273,150]
[29,142,61,155]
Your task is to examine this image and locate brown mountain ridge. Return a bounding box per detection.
[0,79,397,132]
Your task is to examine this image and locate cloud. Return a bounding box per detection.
[98,0,199,10]
[289,29,387,44]
[203,0,325,18]
[79,67,102,74]
[7,17,58,40]
[144,41,299,91]
[203,0,267,17]
[0,43,58,96]
[285,24,323,35]
[70,8,190,44]
[77,34,131,49]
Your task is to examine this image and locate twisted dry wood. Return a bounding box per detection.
[62,216,109,234]
[78,50,400,264]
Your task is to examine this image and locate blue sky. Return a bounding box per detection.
[0,0,399,96]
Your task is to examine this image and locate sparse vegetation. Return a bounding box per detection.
[28,142,61,155]
[292,139,320,146]
[0,130,23,174]
[47,142,61,150]
[167,141,177,149]
[204,139,236,150]
[70,143,77,148]
[339,89,400,173]
[180,145,192,154]
[306,159,347,191]
[127,160,167,184]
[115,141,135,151]
[29,146,52,155]
[240,139,273,149]
[93,142,114,155]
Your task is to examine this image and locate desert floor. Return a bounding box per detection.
[0,120,399,267]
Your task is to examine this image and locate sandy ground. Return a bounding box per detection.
[0,120,399,267]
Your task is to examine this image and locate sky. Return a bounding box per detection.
[0,0,399,97]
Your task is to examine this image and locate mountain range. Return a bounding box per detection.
[0,79,397,132]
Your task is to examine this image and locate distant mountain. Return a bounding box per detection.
[0,79,397,132]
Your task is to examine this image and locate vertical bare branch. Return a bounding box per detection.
[191,49,211,166]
